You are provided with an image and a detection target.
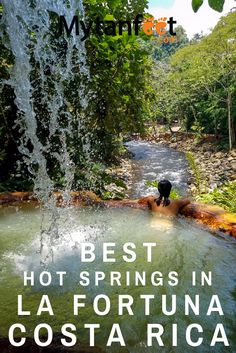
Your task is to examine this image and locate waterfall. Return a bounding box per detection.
[1,0,91,265]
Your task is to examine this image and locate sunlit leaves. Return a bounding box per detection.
[192,0,225,12]
[83,0,154,164]
[192,0,204,12]
[208,0,225,12]
[153,10,236,149]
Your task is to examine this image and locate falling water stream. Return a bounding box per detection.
[1,0,90,201]
[1,0,92,265]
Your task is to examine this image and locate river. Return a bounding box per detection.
[125,140,189,198]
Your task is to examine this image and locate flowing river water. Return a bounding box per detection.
[125,140,189,197]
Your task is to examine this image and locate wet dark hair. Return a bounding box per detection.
[156,179,172,207]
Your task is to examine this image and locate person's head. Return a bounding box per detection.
[156,179,172,207]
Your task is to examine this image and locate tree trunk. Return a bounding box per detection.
[227,92,233,150]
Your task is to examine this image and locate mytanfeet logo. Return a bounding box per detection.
[58,14,177,43]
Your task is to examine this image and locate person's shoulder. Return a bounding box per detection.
[173,198,191,208]
[138,195,156,204]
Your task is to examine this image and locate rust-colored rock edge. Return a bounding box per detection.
[0,192,235,238]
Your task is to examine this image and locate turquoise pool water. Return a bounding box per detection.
[0,204,236,352]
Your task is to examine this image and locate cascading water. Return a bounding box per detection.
[1,0,91,265]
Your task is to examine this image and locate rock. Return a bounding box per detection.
[180,203,236,237]
[0,191,102,207]
[204,152,211,158]
[0,192,35,204]
[149,132,235,194]
[213,160,221,167]
[215,152,224,158]
[230,149,236,157]
[231,162,236,171]
[228,156,236,161]
[170,143,177,148]
[190,186,197,193]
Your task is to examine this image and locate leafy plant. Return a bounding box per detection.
[145,180,158,188]
[101,190,125,200]
[170,188,181,200]
[0,0,155,193]
[192,0,225,12]
[196,181,236,212]
[154,11,236,150]
[186,152,204,194]
[191,122,204,142]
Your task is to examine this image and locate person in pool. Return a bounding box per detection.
[139,179,190,217]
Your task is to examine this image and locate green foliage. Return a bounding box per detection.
[192,0,225,12]
[73,161,127,196]
[191,122,204,142]
[0,35,31,191]
[192,0,204,13]
[186,152,204,194]
[101,174,127,200]
[170,188,181,200]
[145,180,181,199]
[208,0,225,12]
[0,0,234,194]
[83,0,154,160]
[85,31,155,153]
[152,26,189,61]
[0,177,33,193]
[145,180,158,188]
[0,0,155,193]
[101,190,125,200]
[153,11,236,149]
[196,181,236,212]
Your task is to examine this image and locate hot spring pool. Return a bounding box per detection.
[0,204,236,353]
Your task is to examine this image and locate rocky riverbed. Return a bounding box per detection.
[107,133,236,197]
[145,132,236,194]
[105,158,133,198]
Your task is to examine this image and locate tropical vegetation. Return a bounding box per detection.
[0,0,235,211]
